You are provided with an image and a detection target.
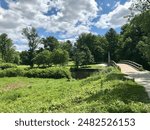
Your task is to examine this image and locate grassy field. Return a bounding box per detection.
[0,67,150,113]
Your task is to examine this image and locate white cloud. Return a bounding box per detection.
[0,0,99,51]
[96,1,132,29]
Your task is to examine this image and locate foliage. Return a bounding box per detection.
[22,27,41,68]
[60,40,73,59]
[0,68,24,77]
[25,68,71,79]
[12,51,20,65]
[0,63,17,70]
[73,46,94,68]
[76,33,108,63]
[0,33,16,63]
[105,28,119,61]
[119,10,150,68]
[0,67,149,112]
[20,51,30,65]
[42,36,59,51]
[131,0,150,12]
[33,50,52,67]
[51,49,69,66]
[0,67,71,79]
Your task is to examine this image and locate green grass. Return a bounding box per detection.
[0,67,150,113]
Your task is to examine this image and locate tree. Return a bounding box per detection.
[12,51,20,65]
[0,33,15,63]
[73,48,85,69]
[76,33,107,63]
[20,51,30,65]
[22,27,41,67]
[43,36,59,51]
[73,44,94,68]
[105,28,119,61]
[34,50,52,67]
[60,40,73,59]
[131,0,150,12]
[51,49,69,66]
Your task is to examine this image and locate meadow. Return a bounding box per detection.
[0,67,150,113]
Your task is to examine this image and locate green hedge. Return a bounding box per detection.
[0,68,25,77]
[0,67,71,79]
[0,63,17,70]
[25,68,71,79]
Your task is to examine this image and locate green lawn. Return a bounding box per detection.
[0,67,150,113]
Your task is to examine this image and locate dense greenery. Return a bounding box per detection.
[0,67,149,113]
[34,50,52,67]
[0,34,20,64]
[0,67,71,79]
[0,63,17,70]
[51,49,69,66]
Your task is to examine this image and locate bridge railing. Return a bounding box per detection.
[110,60,121,70]
[119,60,143,71]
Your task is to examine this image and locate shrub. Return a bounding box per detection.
[0,63,17,70]
[0,68,25,77]
[25,68,71,79]
[0,67,71,79]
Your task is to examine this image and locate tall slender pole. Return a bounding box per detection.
[108,51,111,66]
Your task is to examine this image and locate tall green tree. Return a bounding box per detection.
[0,33,15,63]
[76,33,107,63]
[73,44,94,68]
[22,27,41,67]
[131,10,150,65]
[120,24,144,61]
[105,28,119,61]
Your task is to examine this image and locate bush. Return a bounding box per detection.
[0,67,71,79]
[0,63,17,70]
[0,68,25,77]
[0,68,71,79]
[25,68,71,79]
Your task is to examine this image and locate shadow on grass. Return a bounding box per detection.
[85,82,150,104]
[105,72,127,81]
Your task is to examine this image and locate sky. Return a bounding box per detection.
[0,0,134,51]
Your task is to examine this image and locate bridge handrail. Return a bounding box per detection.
[110,60,120,70]
[119,60,143,70]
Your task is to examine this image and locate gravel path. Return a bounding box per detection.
[118,63,150,98]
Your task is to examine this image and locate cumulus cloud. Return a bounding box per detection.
[0,0,99,48]
[96,1,132,29]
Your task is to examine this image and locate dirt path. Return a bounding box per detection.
[118,63,150,98]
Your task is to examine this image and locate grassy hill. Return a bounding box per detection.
[0,67,150,113]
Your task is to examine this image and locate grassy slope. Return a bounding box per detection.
[0,67,150,113]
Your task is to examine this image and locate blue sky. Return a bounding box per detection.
[0,0,132,51]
